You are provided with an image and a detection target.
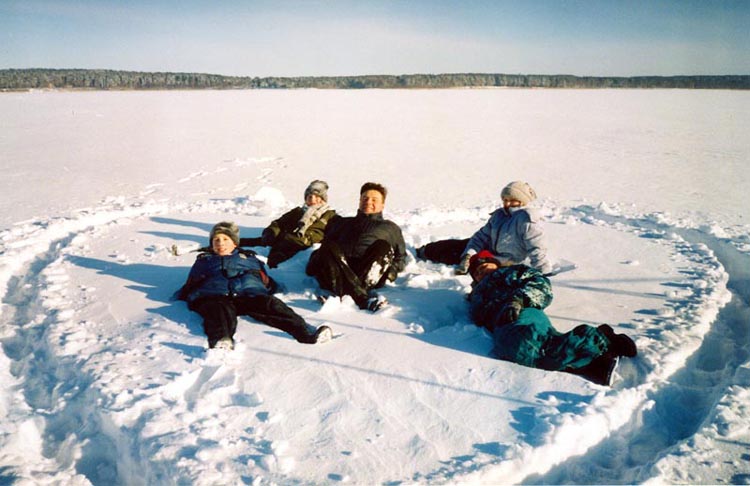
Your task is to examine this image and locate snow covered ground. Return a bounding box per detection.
[0,89,748,485]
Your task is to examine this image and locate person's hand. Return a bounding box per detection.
[500,298,524,323]
[455,253,472,275]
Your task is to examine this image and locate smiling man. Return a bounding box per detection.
[306,182,406,312]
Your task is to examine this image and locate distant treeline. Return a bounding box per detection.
[2,68,749,90]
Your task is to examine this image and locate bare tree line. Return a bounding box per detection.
[2,68,748,91]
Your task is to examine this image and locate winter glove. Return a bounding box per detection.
[500,298,524,324]
[455,253,472,275]
[386,267,398,283]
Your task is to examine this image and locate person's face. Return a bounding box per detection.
[212,233,237,256]
[471,261,499,283]
[503,198,524,210]
[306,193,323,207]
[359,190,385,215]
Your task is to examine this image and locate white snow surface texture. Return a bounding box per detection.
[1,89,749,485]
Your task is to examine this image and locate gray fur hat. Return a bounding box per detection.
[501,181,537,205]
[305,180,329,202]
[209,221,240,246]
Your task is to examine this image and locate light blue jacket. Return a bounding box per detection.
[464,207,552,274]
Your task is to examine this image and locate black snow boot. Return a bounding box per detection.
[598,324,638,358]
[567,353,618,386]
[313,325,333,344]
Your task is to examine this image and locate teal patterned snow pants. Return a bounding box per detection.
[491,308,611,371]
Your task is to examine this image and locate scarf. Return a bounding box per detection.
[294,203,331,237]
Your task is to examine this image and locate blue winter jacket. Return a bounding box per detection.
[179,250,270,304]
[463,207,552,274]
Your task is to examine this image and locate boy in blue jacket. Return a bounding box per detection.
[178,221,332,350]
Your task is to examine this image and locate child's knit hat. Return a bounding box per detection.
[209,221,240,246]
[501,181,537,205]
[305,180,329,202]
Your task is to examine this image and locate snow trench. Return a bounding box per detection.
[519,211,750,485]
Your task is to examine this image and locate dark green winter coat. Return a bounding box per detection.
[240,206,336,268]
[263,206,336,248]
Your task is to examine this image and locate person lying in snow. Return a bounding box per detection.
[306,182,407,312]
[239,180,336,268]
[467,250,637,386]
[176,221,332,350]
[416,180,553,275]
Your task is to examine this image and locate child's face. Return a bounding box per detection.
[212,233,237,256]
[471,262,499,283]
[305,193,323,206]
[502,198,524,209]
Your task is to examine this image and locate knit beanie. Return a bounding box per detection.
[501,181,537,205]
[305,180,329,202]
[209,221,240,246]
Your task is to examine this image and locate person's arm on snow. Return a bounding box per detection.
[456,218,493,274]
[239,210,298,248]
[174,256,209,301]
[392,230,407,275]
[260,210,292,246]
[495,266,553,325]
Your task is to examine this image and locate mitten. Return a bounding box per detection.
[455,253,472,275]
[500,298,524,324]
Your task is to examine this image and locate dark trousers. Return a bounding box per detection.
[418,238,469,265]
[491,308,610,371]
[306,239,394,307]
[190,294,318,346]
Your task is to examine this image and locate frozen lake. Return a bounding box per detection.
[1,89,748,230]
[1,88,749,484]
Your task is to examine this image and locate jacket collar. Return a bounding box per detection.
[356,210,384,221]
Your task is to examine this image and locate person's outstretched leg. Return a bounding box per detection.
[491,308,556,367]
[236,294,322,343]
[415,238,469,265]
[491,308,619,385]
[350,239,395,289]
[306,240,369,303]
[191,297,238,348]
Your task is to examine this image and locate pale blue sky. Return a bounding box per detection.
[1,0,748,76]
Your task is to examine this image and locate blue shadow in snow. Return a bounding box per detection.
[0,465,19,485]
[473,441,510,456]
[536,390,593,414]
[147,217,264,243]
[161,341,205,358]
[509,391,595,445]
[65,255,203,340]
